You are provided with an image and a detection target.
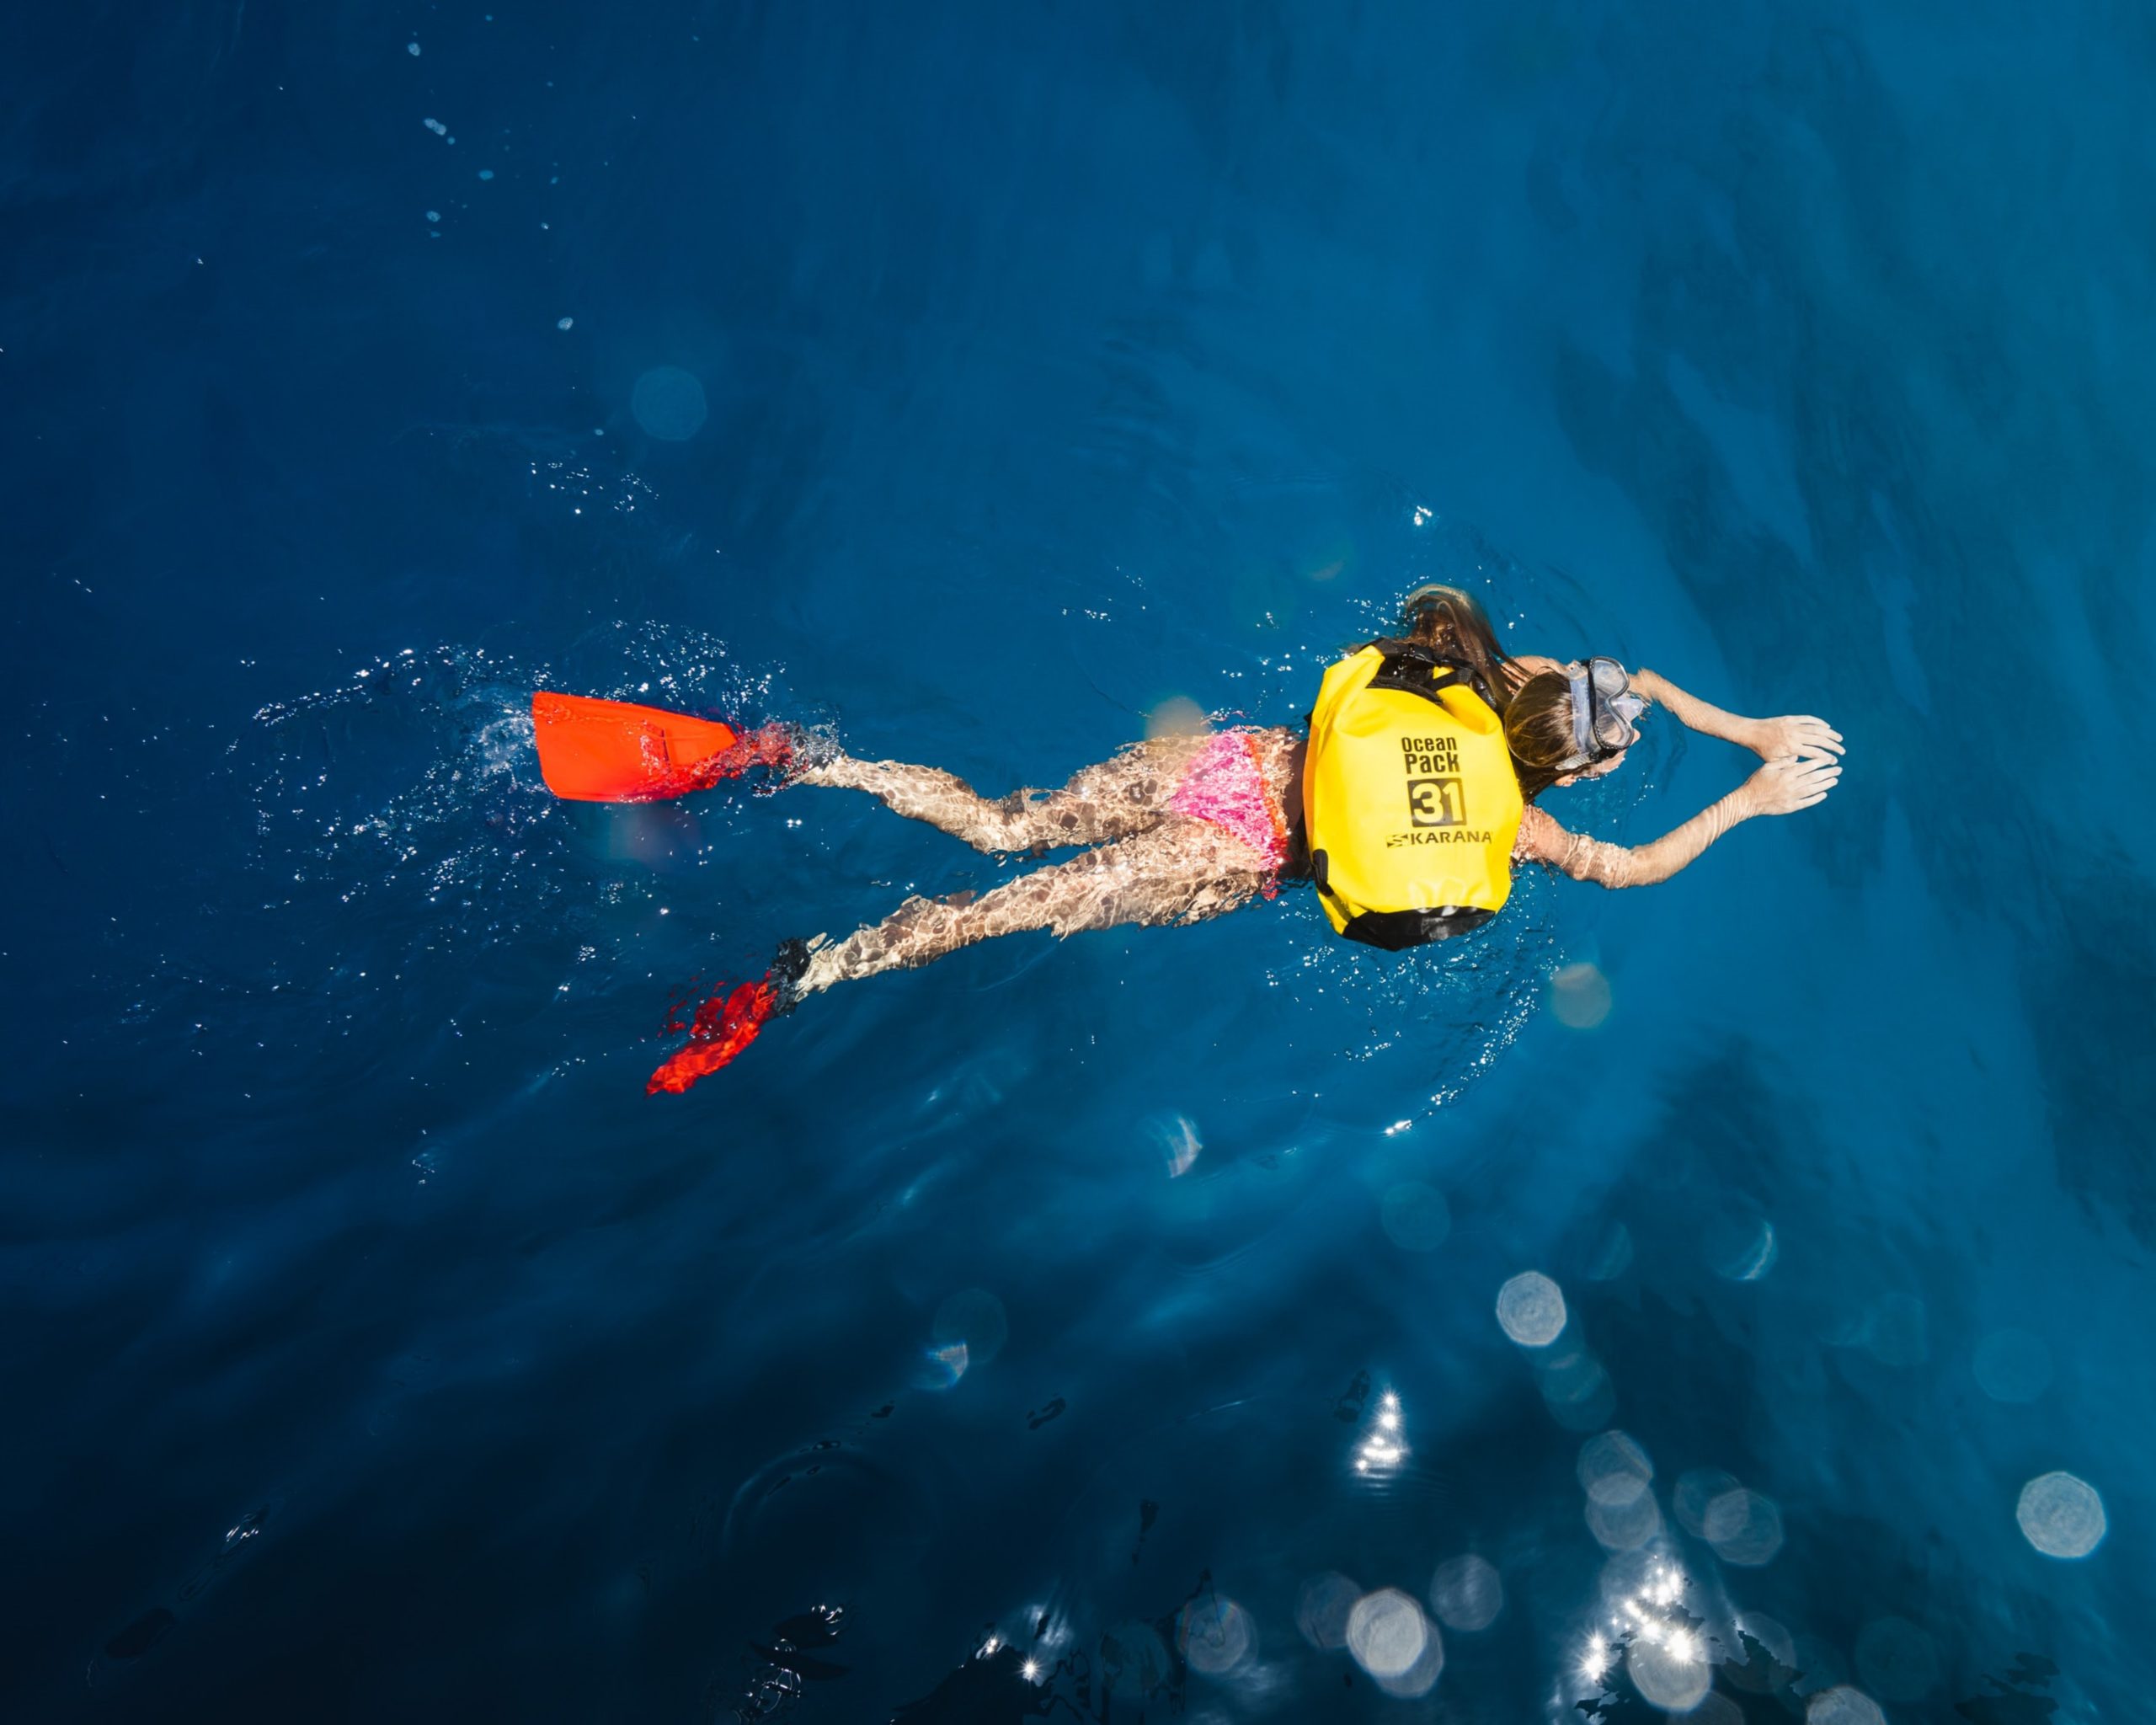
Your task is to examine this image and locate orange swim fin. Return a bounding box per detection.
[531,692,792,802]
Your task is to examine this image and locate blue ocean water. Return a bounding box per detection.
[5,3,2153,1719]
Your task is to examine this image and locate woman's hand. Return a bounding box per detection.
[1740,754,1841,816]
[1744,713,1844,762]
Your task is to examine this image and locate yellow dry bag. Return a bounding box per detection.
[1303,643,1525,948]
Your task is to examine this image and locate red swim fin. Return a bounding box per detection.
[644,942,810,1094]
[647,979,779,1094]
[531,692,788,802]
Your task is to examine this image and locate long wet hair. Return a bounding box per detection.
[1399,586,1577,804]
[1399,585,1512,707]
[1502,671,1582,804]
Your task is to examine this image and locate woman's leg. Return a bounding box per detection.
[797,818,1271,993]
[792,734,1211,855]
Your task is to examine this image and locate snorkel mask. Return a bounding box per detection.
[1558,658,1646,770]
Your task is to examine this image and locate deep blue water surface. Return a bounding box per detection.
[7,4,2154,1720]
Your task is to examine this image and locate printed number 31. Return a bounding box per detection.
[1407,777,1463,827]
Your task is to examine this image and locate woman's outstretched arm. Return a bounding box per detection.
[1513,756,1839,889]
[1631,668,1844,761]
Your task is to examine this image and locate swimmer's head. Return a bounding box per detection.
[1506,660,1641,799]
[1399,585,1508,702]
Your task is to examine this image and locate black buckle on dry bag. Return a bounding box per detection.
[1363,638,1495,709]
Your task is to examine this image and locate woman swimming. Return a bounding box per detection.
[534,586,1841,1092]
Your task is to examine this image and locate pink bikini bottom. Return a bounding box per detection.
[1165,729,1289,883]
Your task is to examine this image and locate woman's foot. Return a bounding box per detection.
[689,722,798,788]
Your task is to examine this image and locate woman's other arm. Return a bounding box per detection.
[1513,756,1839,889]
[1632,668,1844,761]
